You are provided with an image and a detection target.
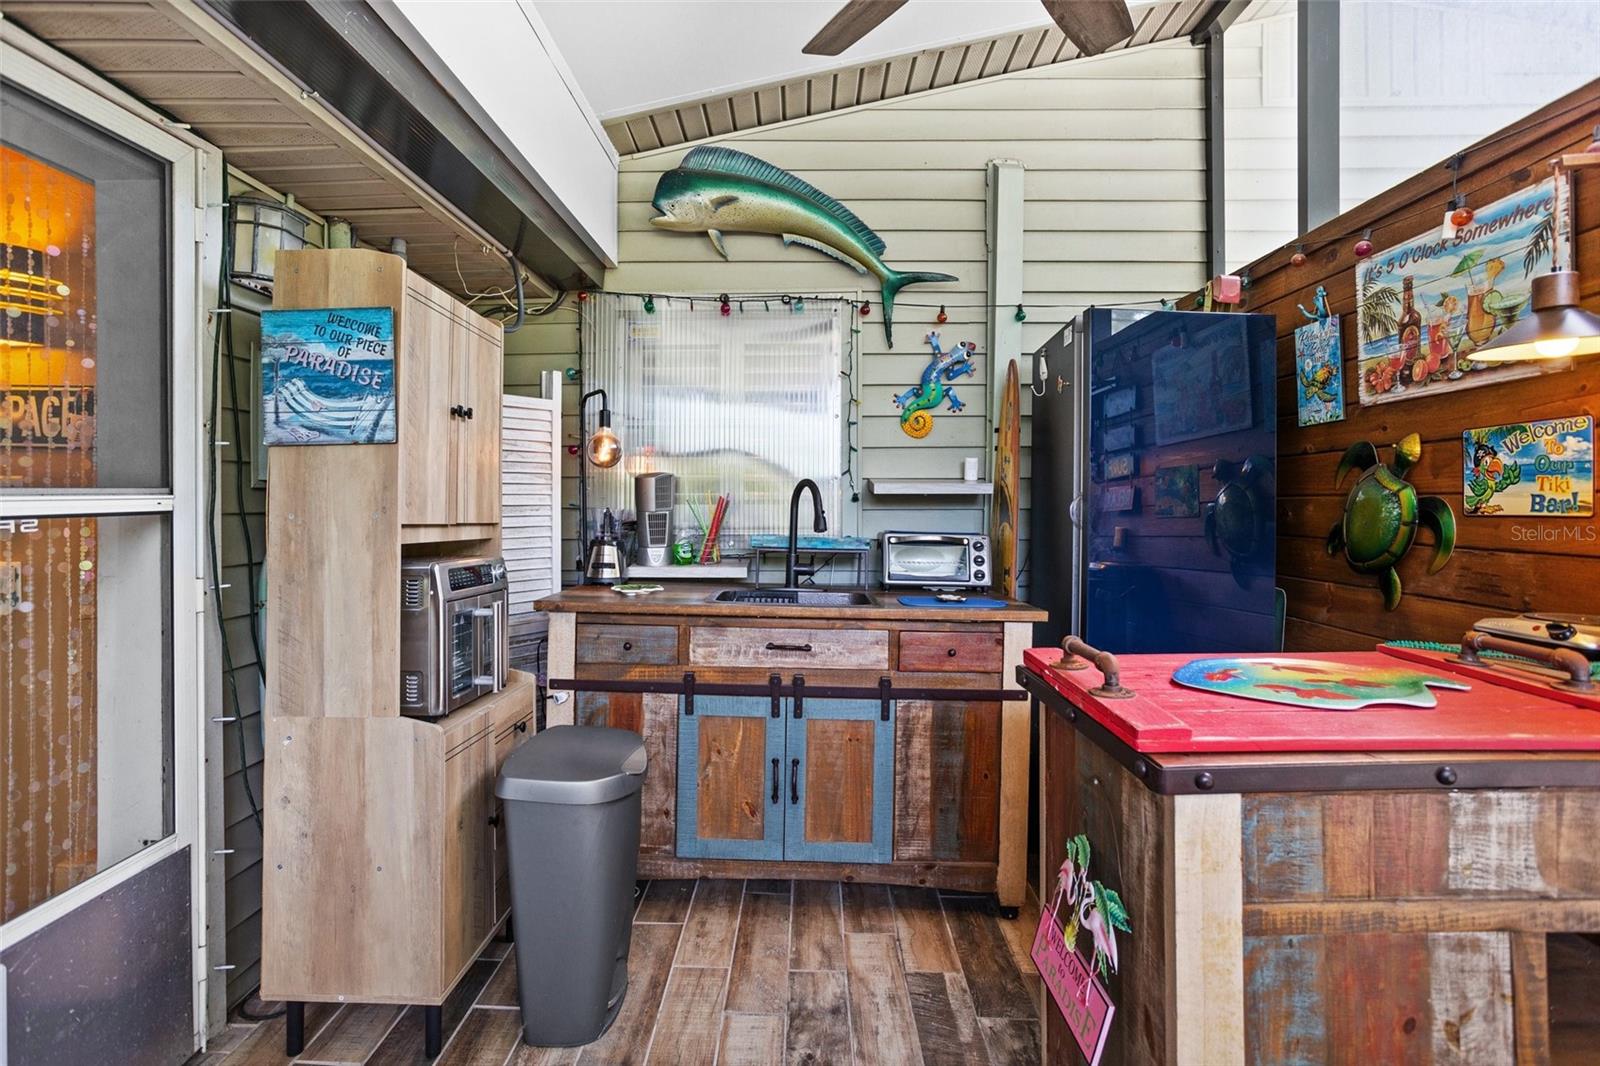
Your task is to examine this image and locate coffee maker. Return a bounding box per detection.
[583,509,625,584]
[634,472,675,567]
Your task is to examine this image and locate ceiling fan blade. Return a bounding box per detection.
[1040,0,1136,56]
[803,0,910,56]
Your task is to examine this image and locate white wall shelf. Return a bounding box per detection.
[868,479,994,496]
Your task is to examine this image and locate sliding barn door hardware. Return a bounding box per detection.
[547,676,1024,704]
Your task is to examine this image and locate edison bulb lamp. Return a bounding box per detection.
[587,410,622,468]
[1471,270,1600,363]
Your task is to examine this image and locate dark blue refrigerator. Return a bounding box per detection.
[1029,308,1279,654]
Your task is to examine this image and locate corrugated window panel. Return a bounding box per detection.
[582,294,845,551]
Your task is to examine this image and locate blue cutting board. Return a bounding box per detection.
[898,595,1009,609]
[749,534,871,551]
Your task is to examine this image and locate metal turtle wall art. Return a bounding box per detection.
[1326,432,1456,611]
[1204,456,1273,586]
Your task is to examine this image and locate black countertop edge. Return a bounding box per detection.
[1019,667,1600,796]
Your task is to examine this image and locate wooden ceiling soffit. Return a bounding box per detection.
[0,0,556,301]
[602,0,1212,156]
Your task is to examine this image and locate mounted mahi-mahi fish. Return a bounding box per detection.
[649,146,956,346]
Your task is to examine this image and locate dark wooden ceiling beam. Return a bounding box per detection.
[1040,0,1135,56]
[803,0,909,56]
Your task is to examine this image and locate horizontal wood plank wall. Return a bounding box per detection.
[1222,80,1600,650]
[502,42,1208,588]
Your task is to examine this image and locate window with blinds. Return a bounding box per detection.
[581,294,847,553]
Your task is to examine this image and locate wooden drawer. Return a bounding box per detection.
[898,630,1004,673]
[576,623,679,665]
[688,626,889,670]
[493,714,532,775]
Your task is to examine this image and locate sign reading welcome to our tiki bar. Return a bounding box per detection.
[260,306,396,446]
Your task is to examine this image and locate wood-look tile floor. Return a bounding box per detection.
[198,879,1042,1066]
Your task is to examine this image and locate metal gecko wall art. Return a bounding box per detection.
[894,330,977,439]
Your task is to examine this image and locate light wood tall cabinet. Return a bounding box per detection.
[401,273,502,539]
[260,249,532,1056]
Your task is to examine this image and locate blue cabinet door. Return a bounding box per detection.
[675,694,785,860]
[783,699,894,864]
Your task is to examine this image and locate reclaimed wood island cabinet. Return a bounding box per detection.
[1022,644,1600,1066]
[537,585,1046,910]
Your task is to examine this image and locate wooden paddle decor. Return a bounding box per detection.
[992,359,1022,599]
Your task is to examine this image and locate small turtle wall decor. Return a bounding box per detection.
[1205,456,1273,586]
[1327,432,1456,610]
[894,330,977,438]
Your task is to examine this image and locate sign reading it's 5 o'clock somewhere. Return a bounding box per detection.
[260,306,396,446]
[1356,178,1571,407]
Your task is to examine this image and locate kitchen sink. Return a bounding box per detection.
[712,588,875,607]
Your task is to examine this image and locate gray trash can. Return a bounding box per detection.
[496,724,648,1047]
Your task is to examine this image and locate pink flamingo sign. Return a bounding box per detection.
[1031,834,1130,1066]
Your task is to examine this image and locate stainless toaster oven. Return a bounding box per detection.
[400,555,508,717]
[880,532,990,589]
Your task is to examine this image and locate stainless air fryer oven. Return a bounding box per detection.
[400,555,508,717]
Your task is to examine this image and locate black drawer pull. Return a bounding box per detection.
[514,720,528,733]
[464,406,474,420]
[487,813,500,828]
[622,641,633,651]
[947,647,958,657]
[790,758,800,804]
[771,758,780,804]
[766,641,813,653]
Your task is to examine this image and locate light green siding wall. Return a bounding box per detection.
[504,41,1207,591]
[214,174,326,1008]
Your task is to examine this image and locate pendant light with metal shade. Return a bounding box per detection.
[1469,269,1600,363]
[1474,151,1600,363]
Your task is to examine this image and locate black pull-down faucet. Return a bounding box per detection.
[784,479,827,590]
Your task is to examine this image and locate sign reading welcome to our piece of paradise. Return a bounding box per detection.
[1356,177,1571,407]
[1463,415,1593,517]
[261,306,396,446]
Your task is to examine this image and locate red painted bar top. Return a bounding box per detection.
[1022,648,1600,754]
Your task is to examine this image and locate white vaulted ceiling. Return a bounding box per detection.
[534,0,1078,120]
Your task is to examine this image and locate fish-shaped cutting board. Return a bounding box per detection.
[650,146,956,346]
[1171,656,1470,710]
